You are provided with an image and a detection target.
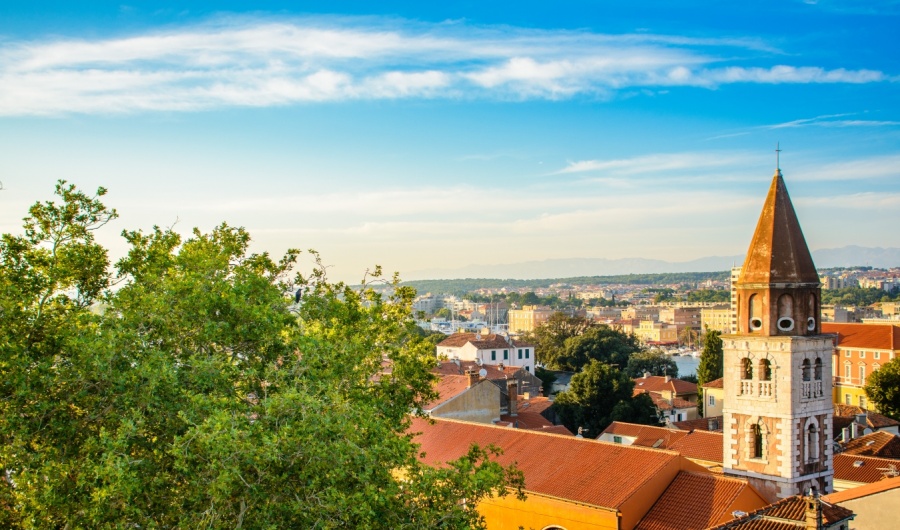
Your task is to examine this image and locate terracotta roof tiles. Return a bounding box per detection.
[437,332,531,350]
[633,375,698,395]
[833,404,900,429]
[839,430,900,458]
[709,494,854,529]
[601,422,687,448]
[824,475,900,503]
[822,322,900,350]
[704,377,725,389]
[833,453,900,484]
[424,375,471,410]
[673,416,724,432]
[635,472,755,530]
[411,417,681,509]
[668,430,724,463]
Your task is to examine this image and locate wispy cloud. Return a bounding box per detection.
[0,16,891,115]
[553,151,754,176]
[764,113,900,129]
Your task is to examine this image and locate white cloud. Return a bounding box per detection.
[554,151,754,176]
[0,16,891,115]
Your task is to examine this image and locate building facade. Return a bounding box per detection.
[825,322,900,411]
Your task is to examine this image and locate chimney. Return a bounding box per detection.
[643,371,650,379]
[851,422,860,439]
[708,418,719,431]
[842,427,850,443]
[804,490,822,529]
[665,374,671,383]
[855,412,867,426]
[507,379,518,417]
[466,369,479,388]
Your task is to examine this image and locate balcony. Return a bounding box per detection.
[740,380,753,396]
[801,380,824,399]
[758,381,773,397]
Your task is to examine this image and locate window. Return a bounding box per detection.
[517,349,523,359]
[814,358,823,381]
[741,358,753,380]
[709,395,716,406]
[677,413,684,421]
[859,395,867,408]
[874,351,881,360]
[844,364,851,379]
[751,423,764,459]
[845,394,851,405]
[525,349,530,359]
[845,350,851,357]
[802,359,811,381]
[759,359,772,381]
[860,351,865,359]
[613,435,622,444]
[859,365,866,383]
[748,294,762,331]
[503,349,508,360]
[806,422,819,462]
[491,350,496,361]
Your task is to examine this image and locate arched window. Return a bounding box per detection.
[802,359,811,382]
[807,295,817,332]
[748,294,762,331]
[814,358,823,381]
[741,357,753,380]
[777,294,794,331]
[805,419,820,462]
[759,359,772,381]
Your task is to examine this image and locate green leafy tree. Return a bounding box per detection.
[0,182,523,529]
[625,349,679,379]
[523,313,594,367]
[552,325,642,372]
[553,360,642,434]
[696,329,724,416]
[534,366,558,397]
[865,358,900,420]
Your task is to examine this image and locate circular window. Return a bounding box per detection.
[777,317,794,331]
[750,318,763,330]
[807,317,815,331]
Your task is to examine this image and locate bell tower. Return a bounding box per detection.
[722,164,834,502]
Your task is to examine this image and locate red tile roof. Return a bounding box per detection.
[644,391,697,411]
[834,453,900,484]
[437,332,531,349]
[839,430,900,458]
[709,494,854,529]
[424,375,472,410]
[635,471,757,530]
[432,360,523,380]
[822,322,900,350]
[673,416,724,432]
[824,475,900,503]
[703,377,725,389]
[410,417,681,509]
[668,430,724,463]
[601,422,687,448]
[833,404,900,429]
[633,375,698,396]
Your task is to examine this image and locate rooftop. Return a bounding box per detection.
[822,322,900,350]
[833,453,900,484]
[635,471,761,530]
[633,374,698,395]
[437,332,532,350]
[824,475,900,504]
[709,494,854,529]
[411,417,682,509]
[839,430,900,459]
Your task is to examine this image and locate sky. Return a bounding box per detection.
[1,1,898,283]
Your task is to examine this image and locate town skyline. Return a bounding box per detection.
[1,2,899,284]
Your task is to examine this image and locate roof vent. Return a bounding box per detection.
[732,511,747,518]
[866,440,875,446]
[652,439,664,448]
[853,460,865,467]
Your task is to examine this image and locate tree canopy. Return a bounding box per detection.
[625,349,679,379]
[696,329,724,416]
[0,181,522,528]
[553,360,658,435]
[865,358,900,420]
[552,325,643,372]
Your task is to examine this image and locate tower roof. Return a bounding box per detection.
[738,170,819,286]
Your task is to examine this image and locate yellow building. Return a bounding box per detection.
[701,307,732,334]
[632,320,677,345]
[824,322,900,411]
[507,305,554,333]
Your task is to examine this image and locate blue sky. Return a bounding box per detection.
[1,1,898,282]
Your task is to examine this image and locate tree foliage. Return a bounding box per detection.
[696,329,724,416]
[625,349,679,379]
[522,313,595,367]
[865,358,900,420]
[0,182,522,529]
[552,325,642,372]
[553,360,658,435]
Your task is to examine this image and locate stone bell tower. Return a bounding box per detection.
[722,164,834,502]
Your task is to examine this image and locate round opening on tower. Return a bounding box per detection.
[750,318,763,331]
[777,317,794,332]
[807,317,816,331]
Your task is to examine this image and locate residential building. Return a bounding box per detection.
[423,371,501,424]
[506,305,554,333]
[436,332,535,373]
[703,377,725,418]
[659,306,702,332]
[722,168,834,501]
[824,322,900,411]
[701,306,733,334]
[632,319,678,345]
[707,493,854,530]
[633,374,699,404]
[824,475,900,529]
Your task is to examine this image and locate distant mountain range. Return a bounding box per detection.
[404,246,900,281]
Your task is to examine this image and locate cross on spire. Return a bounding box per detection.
[775,142,782,170]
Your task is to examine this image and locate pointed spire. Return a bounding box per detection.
[738,170,819,286]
